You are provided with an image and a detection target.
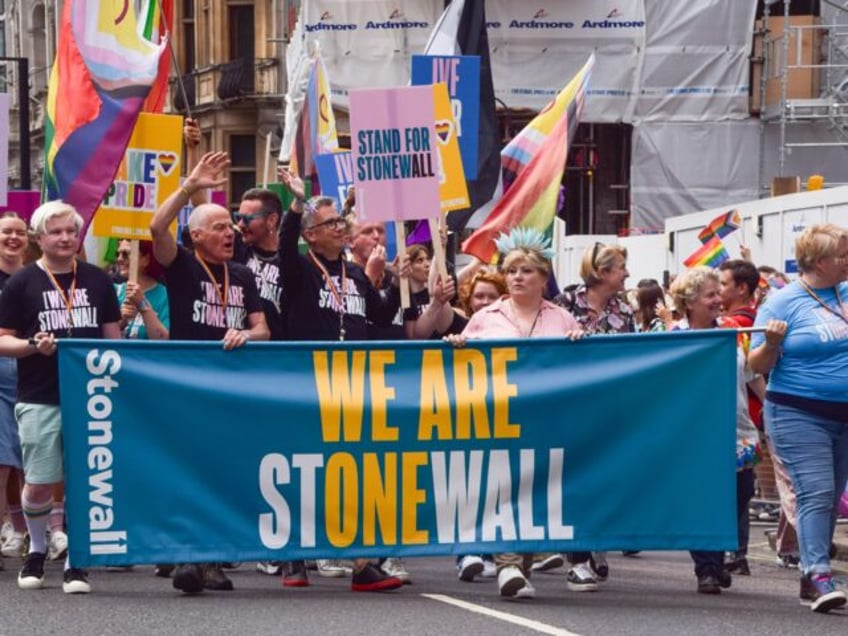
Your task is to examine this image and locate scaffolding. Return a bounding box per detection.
[757,0,848,192]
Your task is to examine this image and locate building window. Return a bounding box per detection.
[182,0,195,71]
[229,134,256,206]
[228,3,254,62]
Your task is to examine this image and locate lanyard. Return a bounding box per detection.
[507,299,542,338]
[798,280,848,325]
[309,250,347,341]
[40,259,77,337]
[195,254,230,327]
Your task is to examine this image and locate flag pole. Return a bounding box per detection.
[155,0,193,120]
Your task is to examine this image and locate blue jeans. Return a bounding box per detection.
[765,400,848,576]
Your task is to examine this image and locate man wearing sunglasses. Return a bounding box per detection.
[233,189,286,341]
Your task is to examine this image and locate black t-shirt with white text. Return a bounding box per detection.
[234,241,286,341]
[164,247,263,341]
[0,260,121,404]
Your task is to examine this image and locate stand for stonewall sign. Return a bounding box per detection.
[91,113,183,241]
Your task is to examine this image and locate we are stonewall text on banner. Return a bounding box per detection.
[59,332,737,566]
[350,86,441,223]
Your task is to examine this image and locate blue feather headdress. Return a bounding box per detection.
[493,227,556,260]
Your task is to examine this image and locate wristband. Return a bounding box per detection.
[27,337,37,347]
[137,298,152,312]
[178,185,192,199]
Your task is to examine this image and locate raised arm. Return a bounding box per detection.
[150,151,230,267]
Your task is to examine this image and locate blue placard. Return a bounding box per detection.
[411,55,481,180]
[59,332,737,566]
[315,151,354,210]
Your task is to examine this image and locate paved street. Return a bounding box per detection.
[2,527,847,636]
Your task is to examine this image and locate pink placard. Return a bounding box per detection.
[350,86,440,223]
[0,191,42,223]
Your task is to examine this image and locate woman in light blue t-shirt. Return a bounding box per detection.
[750,224,848,614]
[114,239,169,340]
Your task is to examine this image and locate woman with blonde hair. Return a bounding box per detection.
[552,241,635,590]
[750,223,848,613]
[447,227,582,599]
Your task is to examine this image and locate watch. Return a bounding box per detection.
[137,298,152,312]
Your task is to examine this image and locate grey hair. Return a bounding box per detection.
[188,203,229,231]
[301,196,338,230]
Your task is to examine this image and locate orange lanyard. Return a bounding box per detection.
[41,259,77,337]
[309,250,347,341]
[195,254,230,325]
[799,280,848,325]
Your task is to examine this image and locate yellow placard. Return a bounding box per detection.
[92,113,183,239]
[433,83,469,213]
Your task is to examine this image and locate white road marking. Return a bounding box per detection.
[422,593,582,636]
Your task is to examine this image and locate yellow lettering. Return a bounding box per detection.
[491,347,520,438]
[401,452,428,544]
[453,349,491,440]
[417,350,453,440]
[369,350,398,441]
[362,452,398,546]
[325,452,358,547]
[313,351,366,442]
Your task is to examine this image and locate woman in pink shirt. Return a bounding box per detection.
[446,228,582,599]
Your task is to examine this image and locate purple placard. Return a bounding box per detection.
[349,86,440,223]
[0,191,42,223]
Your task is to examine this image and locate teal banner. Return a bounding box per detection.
[58,332,738,566]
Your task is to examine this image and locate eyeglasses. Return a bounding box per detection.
[233,211,268,224]
[116,250,132,259]
[309,217,347,232]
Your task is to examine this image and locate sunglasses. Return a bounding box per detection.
[233,211,268,224]
[116,250,132,259]
[309,217,347,232]
[592,241,605,268]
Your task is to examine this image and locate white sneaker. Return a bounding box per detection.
[498,565,531,598]
[481,560,497,578]
[48,530,68,561]
[566,562,599,592]
[1,531,26,558]
[0,521,12,544]
[515,580,536,599]
[381,558,411,584]
[256,561,283,575]
[531,553,565,572]
[317,559,351,577]
[457,555,485,582]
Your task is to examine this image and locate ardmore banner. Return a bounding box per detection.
[58,332,737,566]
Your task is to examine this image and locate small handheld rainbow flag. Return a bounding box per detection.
[697,209,741,243]
[684,235,730,268]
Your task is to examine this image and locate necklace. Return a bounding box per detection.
[508,299,542,338]
[309,250,347,341]
[798,279,848,325]
[40,258,77,337]
[195,254,230,327]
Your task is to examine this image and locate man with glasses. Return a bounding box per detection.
[149,151,270,594]
[233,188,286,341]
[277,168,405,592]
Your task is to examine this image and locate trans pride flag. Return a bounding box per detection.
[289,52,339,193]
[463,54,594,263]
[44,0,168,231]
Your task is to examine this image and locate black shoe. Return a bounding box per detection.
[351,563,403,592]
[154,564,175,578]
[621,550,641,557]
[717,569,732,589]
[724,553,749,576]
[172,563,204,594]
[282,560,310,587]
[697,575,722,594]
[203,563,234,591]
[62,568,91,594]
[17,552,47,590]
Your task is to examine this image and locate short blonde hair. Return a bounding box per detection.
[580,242,627,286]
[29,201,83,236]
[670,267,719,315]
[501,248,551,277]
[795,224,848,273]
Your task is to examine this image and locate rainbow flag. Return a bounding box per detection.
[289,53,339,193]
[697,209,741,243]
[140,0,174,113]
[684,236,730,268]
[462,54,594,263]
[44,0,168,231]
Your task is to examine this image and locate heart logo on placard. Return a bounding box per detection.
[435,120,453,145]
[158,152,178,176]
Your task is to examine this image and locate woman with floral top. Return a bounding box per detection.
[552,241,635,591]
[670,267,769,595]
